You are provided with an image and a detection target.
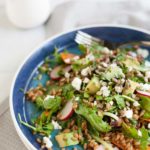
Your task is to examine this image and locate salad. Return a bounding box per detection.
[19,42,150,150]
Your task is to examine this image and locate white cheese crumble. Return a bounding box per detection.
[83,77,90,83]
[137,48,149,58]
[101,62,108,68]
[75,97,80,101]
[65,58,71,63]
[109,101,114,106]
[71,77,82,91]
[93,101,97,106]
[148,123,150,129]
[81,67,90,76]
[145,71,150,79]
[65,72,70,78]
[43,137,53,149]
[44,95,55,101]
[86,53,95,61]
[52,120,62,130]
[138,130,142,137]
[103,47,110,54]
[124,109,133,119]
[139,83,150,91]
[115,86,123,93]
[73,55,80,61]
[100,86,110,97]
[133,101,140,107]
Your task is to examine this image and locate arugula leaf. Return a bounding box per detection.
[140,96,150,112]
[43,96,61,111]
[140,127,149,150]
[75,104,111,133]
[18,114,54,136]
[102,65,124,81]
[62,84,74,100]
[114,95,125,109]
[122,122,139,139]
[35,97,44,108]
[143,111,150,119]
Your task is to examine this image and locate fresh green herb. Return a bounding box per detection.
[75,104,111,132]
[114,95,125,109]
[140,96,150,112]
[143,111,150,119]
[122,122,139,139]
[104,96,113,102]
[83,92,90,98]
[62,84,74,100]
[35,97,44,108]
[122,95,136,102]
[18,113,54,136]
[38,66,48,74]
[43,96,61,110]
[96,95,103,101]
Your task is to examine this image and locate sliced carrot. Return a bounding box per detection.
[60,52,79,64]
[44,111,50,117]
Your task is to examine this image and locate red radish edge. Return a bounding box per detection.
[50,66,62,80]
[50,65,71,80]
[136,90,150,98]
[59,101,74,121]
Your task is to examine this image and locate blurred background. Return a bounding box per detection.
[0,0,150,149]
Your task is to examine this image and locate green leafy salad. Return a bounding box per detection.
[19,43,150,150]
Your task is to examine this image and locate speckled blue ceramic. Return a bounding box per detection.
[10,25,150,150]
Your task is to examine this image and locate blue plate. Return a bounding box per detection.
[10,25,150,150]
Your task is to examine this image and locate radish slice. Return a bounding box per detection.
[136,90,150,98]
[59,101,74,121]
[50,65,71,80]
[94,145,104,150]
[50,66,62,80]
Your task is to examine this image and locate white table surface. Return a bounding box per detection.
[0,0,150,149]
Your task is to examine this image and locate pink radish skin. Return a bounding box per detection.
[136,90,150,98]
[50,65,71,80]
[59,101,74,121]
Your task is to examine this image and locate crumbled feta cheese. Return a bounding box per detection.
[148,123,150,129]
[101,62,108,68]
[115,86,123,93]
[109,101,114,106]
[73,56,80,60]
[65,72,70,78]
[75,97,80,101]
[43,137,53,149]
[71,77,82,91]
[52,120,62,130]
[83,77,90,83]
[145,61,150,67]
[93,101,97,106]
[81,67,90,76]
[145,71,150,79]
[124,109,133,119]
[86,53,95,61]
[100,86,110,97]
[139,83,150,91]
[138,130,142,137]
[137,48,149,58]
[65,58,71,63]
[128,51,137,58]
[133,101,140,107]
[110,63,117,68]
[103,47,110,54]
[44,95,55,101]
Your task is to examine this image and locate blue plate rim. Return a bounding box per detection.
[9,24,150,150]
